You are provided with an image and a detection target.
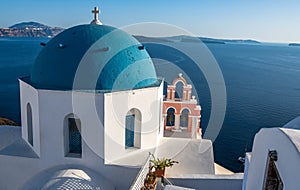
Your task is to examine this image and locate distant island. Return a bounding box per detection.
[0,22,64,38]
[200,37,260,44]
[134,35,260,45]
[0,21,261,45]
[133,35,172,43]
[289,43,300,47]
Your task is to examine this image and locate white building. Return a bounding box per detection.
[243,116,300,190]
[0,8,216,190]
[160,117,300,190]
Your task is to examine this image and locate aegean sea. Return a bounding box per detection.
[0,37,299,172]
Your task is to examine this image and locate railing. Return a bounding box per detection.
[161,176,173,186]
[130,154,152,190]
[155,176,173,190]
[129,153,174,190]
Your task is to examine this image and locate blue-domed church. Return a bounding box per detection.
[0,7,165,189]
[0,7,219,190]
[1,6,300,190]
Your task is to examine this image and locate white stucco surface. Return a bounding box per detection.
[104,83,164,164]
[111,137,215,175]
[244,117,300,190]
[168,173,243,190]
[0,126,36,158]
[242,152,251,190]
[0,78,220,189]
[21,166,115,190]
[214,163,233,174]
[0,126,21,149]
[282,116,300,152]
[19,80,41,156]
[0,80,167,189]
[164,185,195,190]
[7,75,299,190]
[0,125,140,190]
[283,116,300,130]
[280,128,300,153]
[157,138,215,176]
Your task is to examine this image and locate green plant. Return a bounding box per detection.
[142,172,157,190]
[145,172,156,183]
[150,153,178,170]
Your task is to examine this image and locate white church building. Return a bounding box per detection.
[0,7,300,190]
[0,7,214,190]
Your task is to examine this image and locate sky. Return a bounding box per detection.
[1,0,300,43]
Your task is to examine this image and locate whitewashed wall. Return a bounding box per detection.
[104,83,164,164]
[19,80,41,156]
[168,174,243,190]
[244,128,300,190]
[37,89,105,161]
[14,81,142,189]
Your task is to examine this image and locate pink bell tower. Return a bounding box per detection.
[163,73,202,139]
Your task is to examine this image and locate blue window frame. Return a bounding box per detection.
[68,118,82,154]
[125,114,135,148]
[27,103,33,146]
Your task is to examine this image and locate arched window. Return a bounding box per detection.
[125,108,141,149]
[27,103,33,146]
[64,114,82,157]
[263,150,283,190]
[166,108,175,126]
[175,81,184,99]
[180,109,190,128]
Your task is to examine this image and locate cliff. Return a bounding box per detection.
[0,117,18,126]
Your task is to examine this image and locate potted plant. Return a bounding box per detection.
[142,172,157,190]
[150,153,178,178]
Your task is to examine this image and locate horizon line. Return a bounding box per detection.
[0,20,299,44]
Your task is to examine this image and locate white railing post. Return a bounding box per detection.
[130,153,152,190]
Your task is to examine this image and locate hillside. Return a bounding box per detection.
[289,43,300,47]
[134,35,260,45]
[0,22,64,37]
[0,117,18,126]
[0,22,261,45]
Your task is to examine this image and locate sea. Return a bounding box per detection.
[0,37,299,172]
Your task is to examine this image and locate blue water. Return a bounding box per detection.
[0,38,299,172]
[0,38,44,124]
[206,43,300,171]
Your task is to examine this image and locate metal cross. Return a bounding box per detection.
[92,7,100,21]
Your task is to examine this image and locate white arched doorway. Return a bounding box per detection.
[125,108,141,149]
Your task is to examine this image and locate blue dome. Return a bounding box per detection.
[31,24,158,91]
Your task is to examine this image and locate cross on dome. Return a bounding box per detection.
[90,6,102,25]
[92,7,100,20]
